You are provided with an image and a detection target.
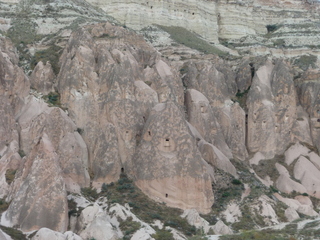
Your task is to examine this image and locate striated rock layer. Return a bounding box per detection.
[86,0,320,43]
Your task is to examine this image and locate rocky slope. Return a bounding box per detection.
[0,0,320,240]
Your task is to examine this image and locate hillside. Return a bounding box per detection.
[0,0,320,240]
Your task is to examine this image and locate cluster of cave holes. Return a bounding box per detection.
[146,2,194,14]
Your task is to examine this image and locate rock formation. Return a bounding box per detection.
[0,0,320,238]
[133,102,214,213]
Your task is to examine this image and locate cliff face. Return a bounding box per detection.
[86,0,320,41]
[1,0,320,239]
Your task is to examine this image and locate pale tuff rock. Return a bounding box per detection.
[0,37,29,159]
[31,228,66,240]
[57,22,180,186]
[86,0,219,43]
[29,61,55,95]
[274,193,318,217]
[291,106,313,146]
[221,203,242,224]
[183,60,237,108]
[86,0,320,44]
[0,229,12,240]
[181,209,212,234]
[215,101,248,160]
[251,195,279,226]
[77,205,119,240]
[185,89,232,159]
[198,140,237,177]
[108,203,155,237]
[294,156,320,198]
[16,96,90,193]
[285,142,310,166]
[247,60,297,158]
[285,207,300,222]
[276,174,307,195]
[183,61,247,160]
[0,140,21,198]
[297,69,320,152]
[133,102,214,214]
[212,220,233,235]
[31,228,83,240]
[5,133,68,232]
[236,59,253,92]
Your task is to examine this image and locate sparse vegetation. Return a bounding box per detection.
[119,217,141,240]
[293,54,317,71]
[0,226,27,240]
[18,149,26,158]
[30,44,63,75]
[43,92,60,106]
[5,169,16,184]
[156,25,228,57]
[0,198,9,213]
[82,173,199,237]
[81,187,99,201]
[152,228,174,240]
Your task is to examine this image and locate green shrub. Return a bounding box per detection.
[5,169,16,184]
[43,92,60,106]
[18,149,26,158]
[266,24,281,33]
[0,198,9,213]
[231,179,242,185]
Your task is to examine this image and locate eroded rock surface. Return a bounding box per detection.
[5,134,68,232]
[133,102,214,213]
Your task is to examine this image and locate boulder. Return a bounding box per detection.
[133,102,214,214]
[181,209,212,234]
[76,204,119,240]
[285,207,300,222]
[294,156,320,198]
[198,140,237,177]
[212,220,233,235]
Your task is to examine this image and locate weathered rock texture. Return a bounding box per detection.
[86,0,320,44]
[57,22,183,188]
[246,60,297,157]
[5,133,68,232]
[29,61,56,95]
[133,102,214,213]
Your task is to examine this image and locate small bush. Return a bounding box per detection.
[18,149,26,158]
[231,179,242,185]
[5,169,16,184]
[81,187,99,201]
[266,24,280,33]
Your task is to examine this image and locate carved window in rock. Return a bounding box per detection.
[159,137,175,152]
[164,138,169,147]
